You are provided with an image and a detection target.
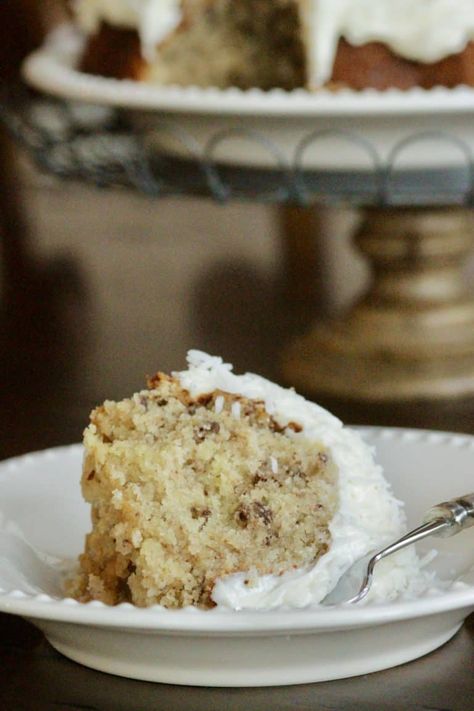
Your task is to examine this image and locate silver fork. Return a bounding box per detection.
[322,493,474,606]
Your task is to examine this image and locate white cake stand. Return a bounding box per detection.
[20,26,474,401]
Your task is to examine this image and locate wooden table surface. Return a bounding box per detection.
[1,173,473,709]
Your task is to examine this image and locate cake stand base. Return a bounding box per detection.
[281,207,474,401]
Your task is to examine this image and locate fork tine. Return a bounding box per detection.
[345,518,450,605]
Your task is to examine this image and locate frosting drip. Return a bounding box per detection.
[175,351,430,610]
[74,0,474,87]
[305,0,474,87]
[73,0,182,60]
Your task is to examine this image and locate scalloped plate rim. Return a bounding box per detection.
[0,426,473,634]
[21,26,474,117]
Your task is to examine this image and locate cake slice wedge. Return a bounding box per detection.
[68,351,406,609]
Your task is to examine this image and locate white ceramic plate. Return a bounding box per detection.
[0,427,473,687]
[22,26,474,171]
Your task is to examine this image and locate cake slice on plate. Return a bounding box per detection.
[68,351,413,610]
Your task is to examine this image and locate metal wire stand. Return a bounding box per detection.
[3,93,474,403]
[1,94,474,207]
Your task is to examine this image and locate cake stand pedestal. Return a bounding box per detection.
[282,206,474,401]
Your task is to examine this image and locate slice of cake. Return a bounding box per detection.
[76,0,308,90]
[68,351,408,609]
[73,0,474,90]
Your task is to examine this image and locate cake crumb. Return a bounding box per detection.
[67,368,338,609]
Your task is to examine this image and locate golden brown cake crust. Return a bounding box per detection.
[331,38,474,91]
[79,23,146,80]
[78,14,474,90]
[67,374,338,609]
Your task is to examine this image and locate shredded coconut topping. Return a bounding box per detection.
[175,351,432,609]
[231,401,241,419]
[214,395,225,415]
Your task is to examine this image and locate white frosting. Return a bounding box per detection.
[73,0,182,60]
[74,0,474,88]
[303,0,474,87]
[175,351,428,610]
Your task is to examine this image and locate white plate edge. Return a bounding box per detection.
[0,426,473,632]
[21,28,474,118]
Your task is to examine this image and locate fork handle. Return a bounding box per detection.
[423,493,474,537]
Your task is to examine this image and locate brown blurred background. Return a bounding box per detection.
[2,1,474,463]
[0,0,367,460]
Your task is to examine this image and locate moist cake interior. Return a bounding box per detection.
[81,0,307,89]
[69,374,338,608]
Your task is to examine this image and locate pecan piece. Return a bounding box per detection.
[193,422,220,443]
[253,502,273,525]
